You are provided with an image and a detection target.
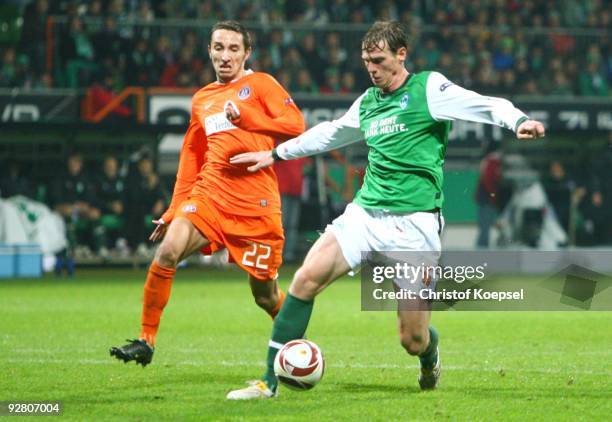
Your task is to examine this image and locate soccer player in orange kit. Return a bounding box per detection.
[110,21,305,366]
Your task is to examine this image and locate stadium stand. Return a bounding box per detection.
[0,0,609,96]
[0,0,610,262]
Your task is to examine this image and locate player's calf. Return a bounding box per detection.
[253,292,276,312]
[249,276,286,318]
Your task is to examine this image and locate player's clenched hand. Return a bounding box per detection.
[149,219,167,242]
[229,150,275,172]
[516,120,545,140]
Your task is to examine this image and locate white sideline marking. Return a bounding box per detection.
[10,347,612,356]
[1,357,610,376]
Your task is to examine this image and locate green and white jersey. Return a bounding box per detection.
[276,71,528,213]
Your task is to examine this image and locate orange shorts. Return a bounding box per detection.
[175,196,284,281]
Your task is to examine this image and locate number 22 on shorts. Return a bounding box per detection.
[241,242,271,269]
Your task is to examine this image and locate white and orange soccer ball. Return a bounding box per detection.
[273,339,325,390]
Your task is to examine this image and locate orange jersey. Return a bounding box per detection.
[161,71,305,223]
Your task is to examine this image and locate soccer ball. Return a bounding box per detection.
[274,339,325,390]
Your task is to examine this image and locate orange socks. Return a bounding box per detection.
[269,289,286,319]
[140,262,286,343]
[140,261,176,346]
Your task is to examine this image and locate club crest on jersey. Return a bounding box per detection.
[238,86,251,100]
[182,204,197,213]
[399,93,410,109]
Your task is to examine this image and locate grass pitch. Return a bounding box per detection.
[1,267,611,420]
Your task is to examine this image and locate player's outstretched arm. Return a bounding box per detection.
[426,72,545,139]
[230,92,368,171]
[230,150,274,173]
[516,119,545,140]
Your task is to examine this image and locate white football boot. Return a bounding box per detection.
[226,380,277,400]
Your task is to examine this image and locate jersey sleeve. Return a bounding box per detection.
[160,118,207,223]
[276,93,366,160]
[231,74,305,140]
[426,72,528,132]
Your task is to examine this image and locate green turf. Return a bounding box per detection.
[1,267,611,420]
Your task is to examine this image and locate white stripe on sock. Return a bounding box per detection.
[268,340,284,350]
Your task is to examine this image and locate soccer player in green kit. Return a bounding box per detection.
[227,21,545,399]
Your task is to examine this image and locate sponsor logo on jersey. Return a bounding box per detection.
[399,93,410,109]
[203,101,214,110]
[182,204,197,213]
[238,86,251,99]
[439,81,454,92]
[204,111,238,135]
[365,116,408,137]
[260,199,268,207]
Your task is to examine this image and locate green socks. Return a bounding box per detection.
[263,293,314,390]
[419,326,439,370]
[260,298,437,390]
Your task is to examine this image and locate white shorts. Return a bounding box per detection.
[326,202,444,273]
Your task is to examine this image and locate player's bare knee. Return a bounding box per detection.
[155,241,181,268]
[400,332,425,356]
[290,266,321,299]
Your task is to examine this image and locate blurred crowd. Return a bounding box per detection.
[4,138,612,262]
[541,146,612,246]
[0,150,309,263]
[475,133,612,249]
[0,151,169,261]
[0,0,609,96]
[1,0,611,260]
